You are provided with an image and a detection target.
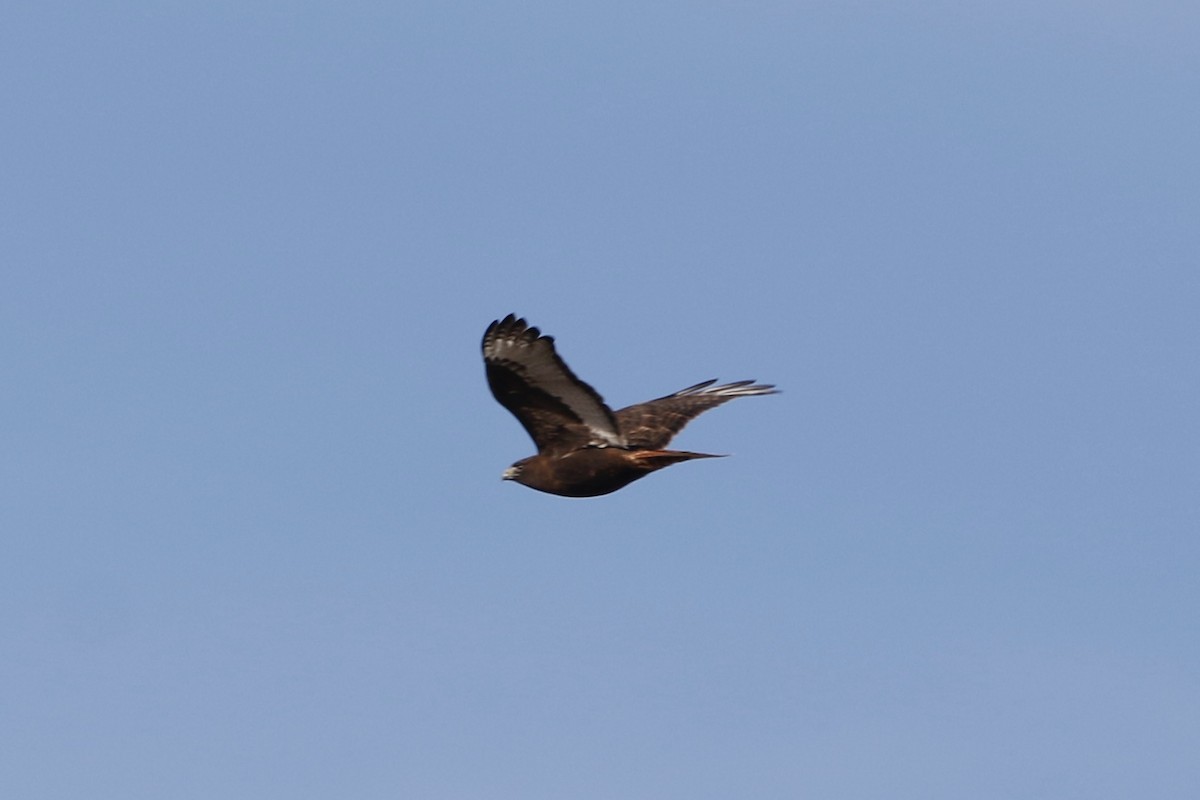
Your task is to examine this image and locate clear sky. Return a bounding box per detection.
[3,2,1198,798]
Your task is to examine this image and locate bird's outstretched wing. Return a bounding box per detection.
[615,379,778,450]
[483,314,625,455]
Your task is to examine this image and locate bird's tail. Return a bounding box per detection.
[630,449,726,470]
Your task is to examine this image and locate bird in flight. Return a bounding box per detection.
[482,314,777,497]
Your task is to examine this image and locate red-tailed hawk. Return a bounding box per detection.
[483,314,778,497]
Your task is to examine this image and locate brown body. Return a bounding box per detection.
[483,314,776,498]
[505,448,721,497]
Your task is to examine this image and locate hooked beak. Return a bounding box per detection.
[501,466,519,481]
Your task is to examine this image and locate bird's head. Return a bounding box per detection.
[501,457,532,482]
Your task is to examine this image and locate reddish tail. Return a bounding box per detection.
[631,449,726,471]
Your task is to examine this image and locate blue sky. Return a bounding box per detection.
[3,2,1198,797]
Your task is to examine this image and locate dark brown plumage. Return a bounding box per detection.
[483,314,777,497]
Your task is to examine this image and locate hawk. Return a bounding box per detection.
[483,314,778,497]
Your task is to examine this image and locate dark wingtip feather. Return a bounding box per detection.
[673,379,779,398]
[485,314,545,349]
